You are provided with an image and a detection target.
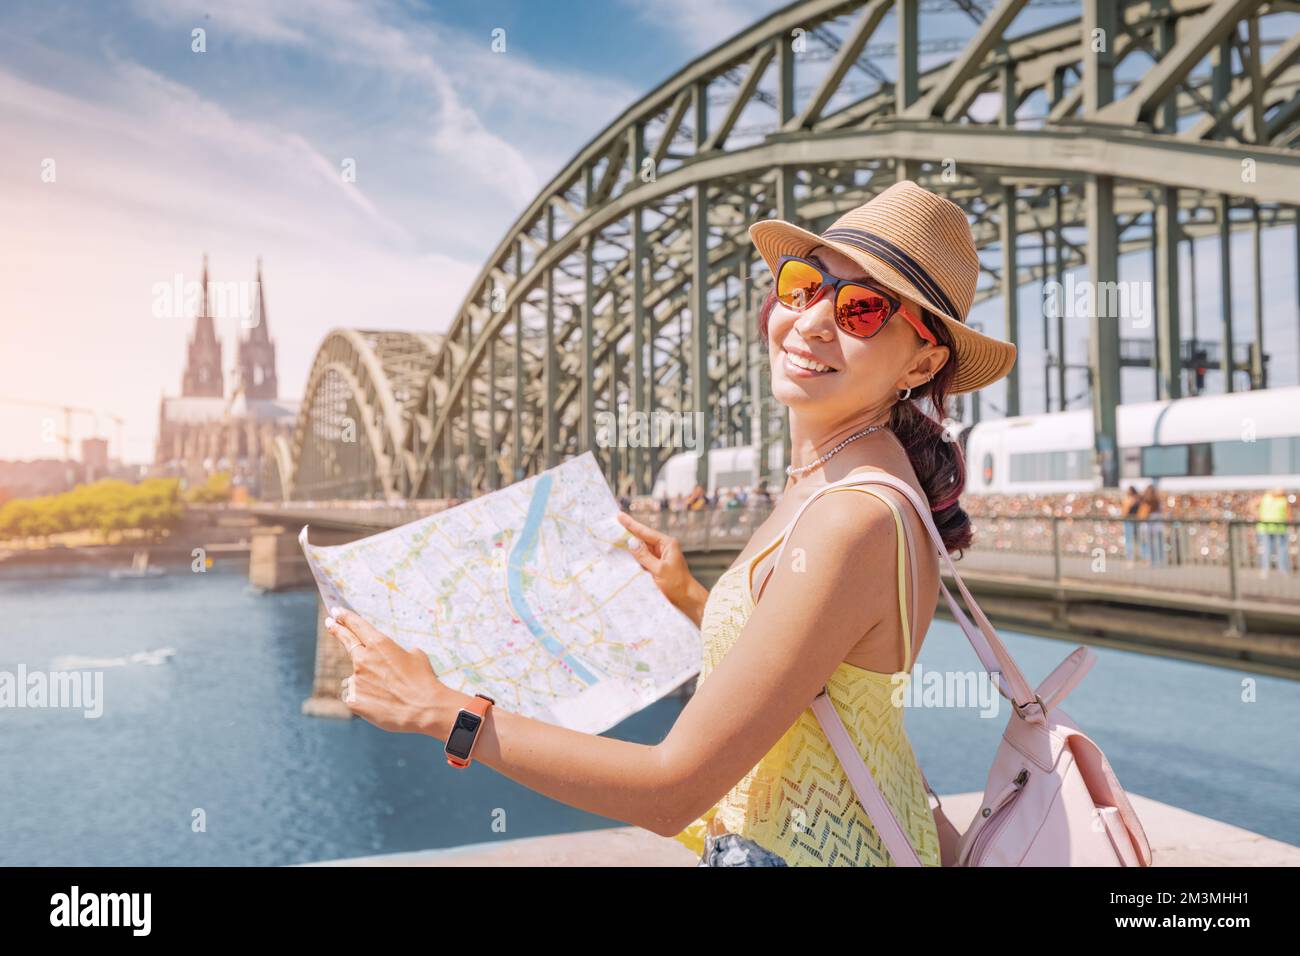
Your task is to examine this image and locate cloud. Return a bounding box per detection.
[0,0,642,462]
[128,0,639,208]
[616,0,777,52]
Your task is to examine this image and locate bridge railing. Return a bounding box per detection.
[948,516,1300,605]
[258,497,1299,607]
[643,504,774,552]
[646,506,1300,606]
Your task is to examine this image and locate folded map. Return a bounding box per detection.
[299,451,701,734]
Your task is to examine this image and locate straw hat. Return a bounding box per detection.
[749,179,1016,394]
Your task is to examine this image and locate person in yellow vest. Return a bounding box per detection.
[1256,488,1292,575]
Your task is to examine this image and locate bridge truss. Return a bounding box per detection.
[277,0,1300,501]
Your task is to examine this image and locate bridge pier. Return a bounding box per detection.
[247,518,368,717]
[303,597,354,719]
[249,524,316,591]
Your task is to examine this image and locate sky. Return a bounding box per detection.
[2,0,1297,463]
[0,0,788,464]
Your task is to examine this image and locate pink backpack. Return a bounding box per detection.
[768,471,1153,867]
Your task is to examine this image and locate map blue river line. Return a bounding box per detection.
[506,472,600,685]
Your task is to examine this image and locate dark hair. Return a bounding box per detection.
[758,289,973,554]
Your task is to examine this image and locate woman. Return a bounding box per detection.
[324,180,1017,867]
[1136,484,1162,566]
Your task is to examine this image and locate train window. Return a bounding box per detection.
[1212,438,1271,476]
[1141,444,1188,477]
[982,453,993,486]
[1210,436,1300,476]
[1009,450,1093,481]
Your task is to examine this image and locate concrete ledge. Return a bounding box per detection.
[302,824,693,867]
[301,791,1300,866]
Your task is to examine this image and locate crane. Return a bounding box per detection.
[0,397,124,463]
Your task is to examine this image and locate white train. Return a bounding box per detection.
[650,444,773,500]
[646,386,1300,499]
[650,442,780,502]
[963,385,1300,494]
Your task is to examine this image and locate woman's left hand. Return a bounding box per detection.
[325,607,448,736]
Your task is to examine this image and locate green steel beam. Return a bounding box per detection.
[1000,184,1021,416]
[1154,186,1183,399]
[1086,174,1122,488]
[1218,193,1235,392]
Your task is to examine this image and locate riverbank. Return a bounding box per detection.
[0,505,255,573]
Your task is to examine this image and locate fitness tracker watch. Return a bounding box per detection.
[445,693,495,768]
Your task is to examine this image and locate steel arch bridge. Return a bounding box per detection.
[274,0,1300,502]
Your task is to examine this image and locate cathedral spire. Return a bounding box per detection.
[247,257,271,343]
[238,256,278,399]
[182,253,224,397]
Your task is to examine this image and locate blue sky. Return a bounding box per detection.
[0,0,789,462]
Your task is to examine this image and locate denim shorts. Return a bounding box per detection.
[697,831,789,867]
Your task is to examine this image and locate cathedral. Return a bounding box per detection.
[154,256,299,496]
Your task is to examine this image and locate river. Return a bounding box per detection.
[0,558,1295,865]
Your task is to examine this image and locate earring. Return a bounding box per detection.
[897,385,912,401]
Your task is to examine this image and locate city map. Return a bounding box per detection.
[299,451,701,734]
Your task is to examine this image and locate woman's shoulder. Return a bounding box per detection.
[784,475,908,557]
[767,489,901,595]
[831,464,926,515]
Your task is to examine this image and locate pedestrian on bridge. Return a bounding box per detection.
[1137,484,1164,567]
[1256,488,1292,575]
[1122,485,1140,563]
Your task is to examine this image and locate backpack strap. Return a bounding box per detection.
[810,690,924,866]
[763,470,1047,866]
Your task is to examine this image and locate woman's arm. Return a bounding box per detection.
[329,489,898,838]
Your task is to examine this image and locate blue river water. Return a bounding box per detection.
[0,559,1296,866]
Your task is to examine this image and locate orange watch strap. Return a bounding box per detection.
[445,693,494,768]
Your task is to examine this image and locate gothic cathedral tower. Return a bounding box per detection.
[238,258,279,400]
[181,255,224,398]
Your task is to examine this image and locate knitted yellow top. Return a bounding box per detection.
[673,486,942,866]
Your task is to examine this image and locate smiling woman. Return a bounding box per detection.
[327,180,1019,867]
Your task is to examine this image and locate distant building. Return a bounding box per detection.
[81,438,110,481]
[154,257,299,495]
[0,440,122,500]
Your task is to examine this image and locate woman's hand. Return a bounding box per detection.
[325,607,449,736]
[616,511,709,628]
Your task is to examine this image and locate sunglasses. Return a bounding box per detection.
[774,254,938,346]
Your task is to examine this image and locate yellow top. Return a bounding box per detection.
[673,486,942,867]
[1257,493,1291,534]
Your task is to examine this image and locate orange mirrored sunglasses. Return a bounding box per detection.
[774,254,938,346]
